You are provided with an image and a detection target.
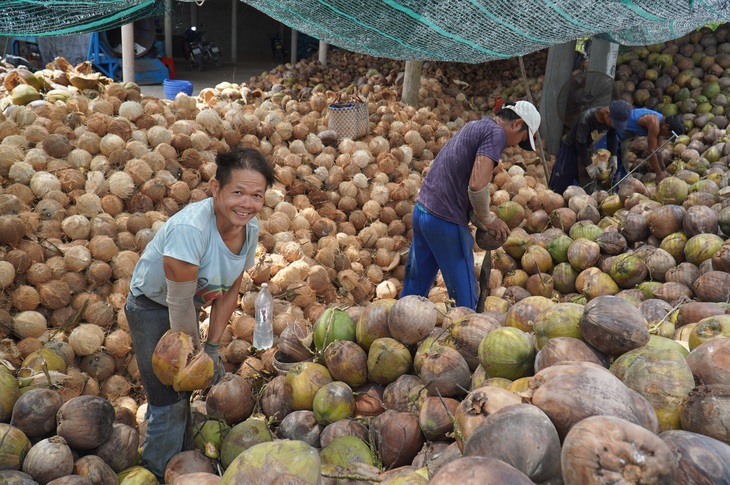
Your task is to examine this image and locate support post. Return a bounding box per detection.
[231,0,238,63]
[191,3,197,27]
[539,39,576,156]
[164,0,173,58]
[290,29,298,64]
[402,60,423,106]
[121,23,135,83]
[587,36,619,79]
[318,40,328,66]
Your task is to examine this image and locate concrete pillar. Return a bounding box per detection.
[539,40,576,156]
[290,29,298,64]
[164,0,173,58]
[121,23,135,83]
[587,36,619,78]
[318,40,328,66]
[402,60,423,106]
[230,0,238,63]
[190,3,197,26]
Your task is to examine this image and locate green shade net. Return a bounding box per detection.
[242,0,730,62]
[0,1,164,36]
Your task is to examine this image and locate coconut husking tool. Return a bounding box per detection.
[606,131,679,193]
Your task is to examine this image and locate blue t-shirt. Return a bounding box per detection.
[130,197,259,307]
[621,108,662,139]
[417,117,506,226]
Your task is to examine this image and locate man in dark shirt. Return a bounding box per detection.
[549,99,632,194]
[401,101,541,310]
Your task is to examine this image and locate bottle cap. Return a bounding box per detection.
[261,283,268,288]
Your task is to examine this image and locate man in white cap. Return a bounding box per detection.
[401,100,541,310]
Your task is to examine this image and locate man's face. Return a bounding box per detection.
[505,119,530,148]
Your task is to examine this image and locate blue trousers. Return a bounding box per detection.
[125,292,192,480]
[401,204,477,309]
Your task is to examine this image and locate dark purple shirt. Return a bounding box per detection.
[417,117,506,226]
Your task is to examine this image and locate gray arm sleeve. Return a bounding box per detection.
[165,278,200,348]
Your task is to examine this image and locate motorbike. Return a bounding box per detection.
[182,24,221,71]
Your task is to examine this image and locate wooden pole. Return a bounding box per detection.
[231,0,238,63]
[164,0,173,58]
[290,29,298,64]
[518,56,550,184]
[121,23,135,83]
[402,60,423,106]
[318,40,328,66]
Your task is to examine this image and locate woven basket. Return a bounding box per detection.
[328,93,370,140]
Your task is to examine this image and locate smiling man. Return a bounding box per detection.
[401,100,541,310]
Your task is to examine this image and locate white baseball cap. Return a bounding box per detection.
[505,100,541,151]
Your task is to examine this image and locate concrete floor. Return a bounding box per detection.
[139,57,280,99]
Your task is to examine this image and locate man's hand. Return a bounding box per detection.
[471,210,509,249]
[204,342,225,386]
[610,156,618,173]
[586,164,601,180]
[483,216,510,243]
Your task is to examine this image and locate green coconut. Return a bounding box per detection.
[313,308,356,352]
[646,335,690,358]
[719,206,730,237]
[655,177,689,205]
[600,194,623,216]
[495,201,526,229]
[688,315,730,351]
[367,337,412,385]
[502,228,531,259]
[220,417,273,470]
[478,327,535,380]
[610,253,649,289]
[610,346,695,431]
[660,232,688,263]
[313,381,355,426]
[546,234,573,264]
[285,362,333,411]
[11,85,40,105]
[533,303,584,349]
[18,349,67,378]
[0,424,30,470]
[118,466,158,484]
[0,372,20,423]
[552,262,578,294]
[504,296,555,333]
[684,234,724,266]
[193,418,231,460]
[221,440,321,485]
[580,270,619,300]
[319,436,374,467]
[569,221,603,242]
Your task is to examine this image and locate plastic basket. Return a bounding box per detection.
[163,78,193,100]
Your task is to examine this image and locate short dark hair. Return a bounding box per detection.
[495,104,529,132]
[663,115,685,137]
[215,147,277,188]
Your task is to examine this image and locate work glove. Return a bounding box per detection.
[586,164,601,180]
[167,279,201,350]
[470,210,510,250]
[204,341,225,386]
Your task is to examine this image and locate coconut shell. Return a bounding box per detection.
[56,395,115,450]
[430,456,533,485]
[534,337,608,371]
[680,384,730,444]
[11,388,64,438]
[660,430,730,485]
[164,450,215,484]
[579,295,650,356]
[676,301,725,328]
[694,271,730,302]
[687,338,730,386]
[206,374,254,426]
[647,204,686,239]
[463,403,561,483]
[371,410,424,468]
[73,455,118,485]
[561,415,676,485]
[527,363,659,439]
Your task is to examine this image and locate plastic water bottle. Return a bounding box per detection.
[253,283,274,350]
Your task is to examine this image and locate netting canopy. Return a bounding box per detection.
[242,0,730,63]
[0,1,163,37]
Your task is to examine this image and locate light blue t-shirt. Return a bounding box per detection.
[130,197,259,307]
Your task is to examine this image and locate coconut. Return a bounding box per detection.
[463,403,561,483]
[419,345,470,397]
[367,337,412,385]
[532,302,584,349]
[610,346,695,431]
[646,204,686,239]
[478,327,535,380]
[312,308,355,352]
[527,363,659,439]
[430,456,533,485]
[535,337,608,371]
[92,423,138,473]
[520,245,552,275]
[504,296,554,333]
[660,430,730,485]
[312,381,355,426]
[680,384,730,444]
[387,295,436,345]
[561,415,677,485]
[609,252,648,288]
[22,435,74,484]
[262,376,292,422]
[164,451,215,484]
[73,455,118,485]
[371,410,425,468]
[278,411,322,448]
[56,395,115,450]
[417,396,459,441]
[206,374,254,426]
[284,362,332,411]
[355,300,394,351]
[323,340,367,388]
[683,205,719,237]
[11,388,64,438]
[220,440,321,485]
[220,417,273,470]
[693,271,730,302]
[580,295,650,356]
